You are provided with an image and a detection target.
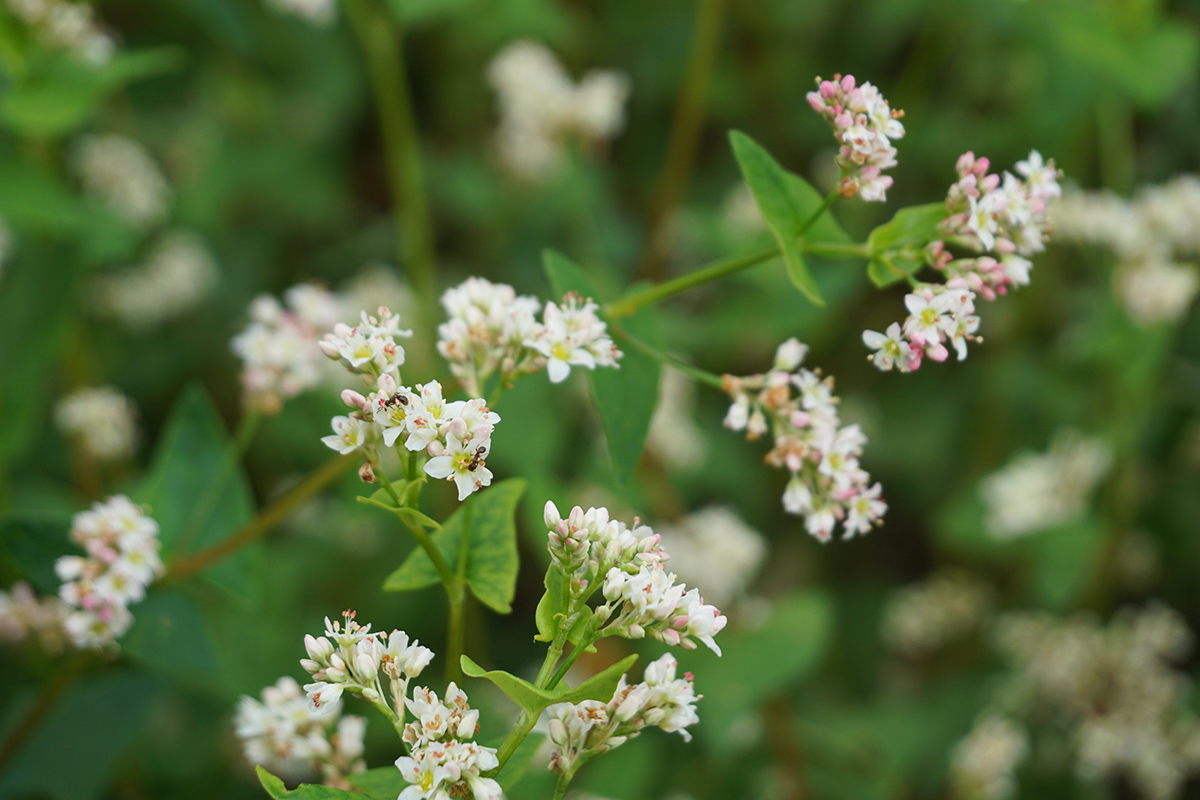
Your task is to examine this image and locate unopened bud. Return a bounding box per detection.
[359,462,376,483]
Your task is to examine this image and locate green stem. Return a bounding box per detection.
[343,0,438,331]
[445,499,472,684]
[546,636,591,690]
[164,454,356,582]
[611,325,724,389]
[638,0,730,281]
[552,770,573,800]
[606,194,859,318]
[376,466,456,592]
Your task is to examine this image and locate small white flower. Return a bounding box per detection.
[423,433,494,501]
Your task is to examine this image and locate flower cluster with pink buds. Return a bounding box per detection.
[319,306,413,382]
[232,284,344,414]
[722,339,886,541]
[396,680,500,800]
[437,278,622,395]
[807,74,905,202]
[0,580,70,654]
[54,495,163,649]
[863,151,1061,373]
[235,676,366,788]
[543,502,726,654]
[547,654,701,775]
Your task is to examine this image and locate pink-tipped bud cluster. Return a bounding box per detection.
[806,74,905,202]
[723,339,886,541]
[941,150,1060,258]
[544,501,666,599]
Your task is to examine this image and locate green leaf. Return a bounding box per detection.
[358,490,441,532]
[0,47,185,137]
[542,249,661,484]
[460,653,638,716]
[533,569,593,649]
[0,672,163,800]
[0,512,74,593]
[496,733,547,790]
[677,590,832,749]
[865,203,945,288]
[135,384,257,601]
[121,589,223,688]
[0,159,90,236]
[383,479,525,613]
[348,768,407,800]
[729,130,830,305]
[256,766,364,800]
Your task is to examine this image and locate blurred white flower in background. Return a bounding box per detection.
[73,134,172,230]
[646,369,708,470]
[92,230,219,329]
[3,0,115,65]
[979,429,1111,540]
[235,676,366,787]
[0,581,70,654]
[1052,176,1200,325]
[487,40,631,181]
[264,0,336,26]
[655,506,766,609]
[55,385,139,461]
[721,182,766,235]
[881,570,993,658]
[949,714,1028,800]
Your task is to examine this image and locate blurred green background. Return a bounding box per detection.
[3,0,1200,798]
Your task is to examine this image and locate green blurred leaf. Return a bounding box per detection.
[680,590,833,749]
[0,671,163,800]
[0,512,74,593]
[543,249,661,484]
[122,589,223,687]
[135,384,257,600]
[1,47,185,137]
[0,159,89,236]
[385,0,477,26]
[497,732,546,790]
[257,766,364,799]
[1027,517,1105,610]
[460,653,637,716]
[383,478,525,613]
[729,130,828,305]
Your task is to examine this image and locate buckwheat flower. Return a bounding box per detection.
[1115,258,1199,325]
[5,0,115,65]
[55,496,162,650]
[526,293,621,384]
[436,277,545,395]
[232,283,343,414]
[92,230,219,329]
[395,740,501,800]
[55,386,138,461]
[73,134,170,229]
[862,323,917,372]
[320,307,412,381]
[806,74,905,202]
[980,430,1111,539]
[235,676,366,786]
[881,571,993,657]
[487,40,631,181]
[265,0,335,25]
[321,415,374,456]
[723,339,885,540]
[423,431,494,501]
[949,714,1028,800]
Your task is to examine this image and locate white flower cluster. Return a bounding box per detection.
[654,507,766,609]
[73,134,172,230]
[300,611,434,718]
[92,231,219,329]
[54,386,138,462]
[862,151,1061,373]
[0,581,70,654]
[547,653,701,775]
[54,495,163,648]
[487,40,631,181]
[235,676,366,788]
[1052,177,1200,325]
[265,0,336,25]
[544,502,727,655]
[395,683,501,800]
[979,429,1111,539]
[646,370,708,470]
[437,277,622,395]
[987,604,1200,800]
[722,338,886,541]
[232,284,344,414]
[880,571,993,658]
[949,714,1029,800]
[806,74,906,202]
[3,0,115,65]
